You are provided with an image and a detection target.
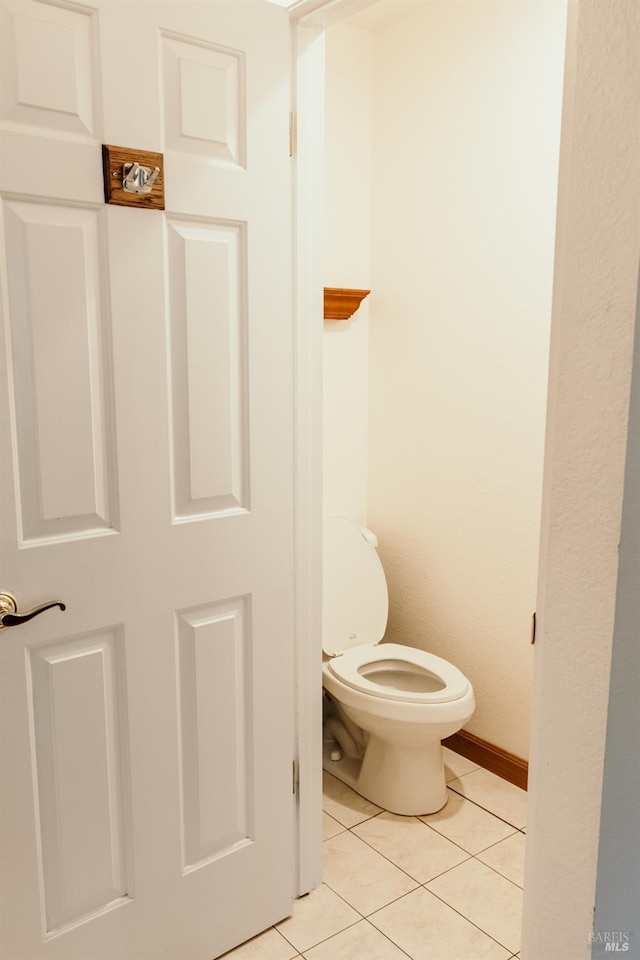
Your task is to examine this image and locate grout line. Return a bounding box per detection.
[444,767,481,783]
[422,884,521,956]
[324,785,521,858]
[369,920,415,960]
[417,810,517,857]
[297,918,416,960]
[475,841,525,888]
[272,926,306,955]
[324,828,523,931]
[298,917,362,954]
[321,869,420,923]
[445,783,526,832]
[319,881,369,921]
[325,779,525,836]
[323,816,380,829]
[347,815,473,885]
[276,912,361,953]
[320,872,411,921]
[477,831,524,853]
[469,853,524,891]
[418,813,519,857]
[360,917,423,960]
[321,810,380,829]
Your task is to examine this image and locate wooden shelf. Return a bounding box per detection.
[324,287,370,321]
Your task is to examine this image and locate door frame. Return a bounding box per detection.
[290,0,374,896]
[290,4,640,956]
[290,8,326,897]
[290,0,376,897]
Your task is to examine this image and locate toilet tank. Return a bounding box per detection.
[322,517,389,657]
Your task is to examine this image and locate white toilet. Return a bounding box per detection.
[322,516,475,816]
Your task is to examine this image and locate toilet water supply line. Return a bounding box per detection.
[324,715,361,762]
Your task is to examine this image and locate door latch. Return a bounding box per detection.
[0,591,66,630]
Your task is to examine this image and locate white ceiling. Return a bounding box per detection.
[347,0,427,32]
[263,0,427,29]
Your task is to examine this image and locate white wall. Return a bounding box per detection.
[523,0,640,954]
[366,0,566,760]
[323,23,374,524]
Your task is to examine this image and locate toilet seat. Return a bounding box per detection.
[327,642,470,704]
[322,517,388,657]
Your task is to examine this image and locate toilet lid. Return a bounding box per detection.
[322,517,388,656]
[327,643,470,704]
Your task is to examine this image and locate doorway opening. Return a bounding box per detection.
[305,0,567,955]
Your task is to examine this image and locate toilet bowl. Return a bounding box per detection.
[322,517,475,815]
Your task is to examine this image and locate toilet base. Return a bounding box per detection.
[322,737,448,816]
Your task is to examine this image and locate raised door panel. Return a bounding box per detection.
[176,597,252,872]
[28,628,131,935]
[2,200,119,543]
[160,31,245,168]
[166,216,248,521]
[0,0,99,138]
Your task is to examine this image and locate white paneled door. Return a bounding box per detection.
[0,2,296,958]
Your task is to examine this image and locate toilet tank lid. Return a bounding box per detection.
[322,517,389,657]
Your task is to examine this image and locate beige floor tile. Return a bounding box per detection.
[322,811,346,841]
[323,830,418,916]
[419,789,518,854]
[370,887,512,960]
[477,831,527,887]
[426,858,523,954]
[353,811,470,883]
[322,771,382,828]
[448,768,527,829]
[221,927,300,960]
[275,884,359,954]
[302,920,409,960]
[442,747,480,782]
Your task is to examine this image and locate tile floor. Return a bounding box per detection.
[222,748,527,960]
